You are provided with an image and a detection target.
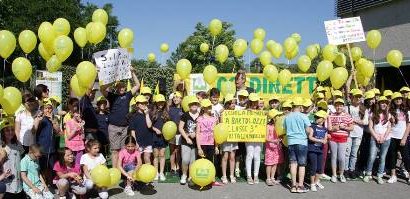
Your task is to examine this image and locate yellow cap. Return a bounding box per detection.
[334,98,345,105]
[0,117,14,130]
[188,97,200,105]
[352,89,363,97]
[140,87,152,95]
[292,97,304,106]
[50,96,62,105]
[200,99,212,107]
[248,93,260,102]
[350,88,360,94]
[282,100,293,108]
[153,94,166,103]
[224,94,235,104]
[42,98,53,107]
[237,90,249,97]
[400,86,410,93]
[373,88,381,95]
[315,92,325,99]
[133,95,148,103]
[269,95,280,102]
[315,110,328,119]
[391,92,403,100]
[364,90,375,100]
[316,86,325,92]
[268,109,283,119]
[378,96,388,102]
[97,96,106,102]
[303,98,313,107]
[174,91,183,98]
[383,90,393,97]
[332,90,343,97]
[317,100,328,110]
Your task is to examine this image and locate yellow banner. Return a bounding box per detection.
[222,110,267,142]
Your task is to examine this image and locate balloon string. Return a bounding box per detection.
[2,59,5,87]
[211,36,216,52]
[81,48,84,60]
[372,49,376,87]
[398,68,409,87]
[287,59,290,65]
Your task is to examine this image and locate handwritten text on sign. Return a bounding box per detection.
[324,17,365,45]
[94,48,131,85]
[223,110,267,142]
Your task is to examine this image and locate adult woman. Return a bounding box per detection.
[235,70,255,95]
[15,93,38,154]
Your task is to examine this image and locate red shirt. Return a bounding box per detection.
[327,112,353,143]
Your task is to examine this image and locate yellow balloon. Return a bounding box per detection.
[334,53,346,67]
[53,18,70,36]
[366,30,381,49]
[278,69,292,86]
[18,30,37,54]
[322,44,338,61]
[253,28,266,40]
[46,55,62,73]
[90,22,106,44]
[38,22,56,51]
[70,75,87,97]
[220,81,236,96]
[162,121,177,140]
[283,37,297,53]
[297,55,311,72]
[275,115,285,136]
[118,28,134,48]
[0,30,16,59]
[134,164,157,183]
[306,45,318,60]
[0,87,22,115]
[215,44,229,64]
[291,33,302,44]
[12,57,32,82]
[53,35,73,62]
[316,60,334,82]
[92,9,108,25]
[200,43,209,53]
[250,39,263,55]
[108,168,121,187]
[263,64,278,83]
[74,27,87,48]
[209,19,222,36]
[285,46,299,60]
[181,95,196,112]
[259,51,272,66]
[91,165,110,187]
[176,59,192,80]
[233,39,247,57]
[189,159,216,187]
[203,65,218,85]
[330,67,348,89]
[76,61,97,87]
[148,53,156,63]
[266,40,276,51]
[357,70,370,86]
[357,60,374,78]
[214,123,228,145]
[386,50,403,68]
[160,43,169,53]
[38,43,52,61]
[85,22,94,43]
[351,47,362,61]
[269,42,283,59]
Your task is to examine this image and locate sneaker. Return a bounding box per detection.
[180,174,187,185]
[320,174,332,181]
[235,168,241,178]
[124,186,135,196]
[247,177,254,185]
[403,170,409,179]
[387,176,397,184]
[154,173,159,181]
[340,175,347,183]
[310,184,317,192]
[297,186,308,193]
[254,177,259,184]
[350,171,358,179]
[272,179,280,185]
[98,191,109,199]
[159,173,167,181]
[344,170,351,179]
[316,182,325,189]
[331,175,337,183]
[221,176,228,184]
[230,175,236,183]
[266,179,274,186]
[377,176,384,184]
[363,175,371,183]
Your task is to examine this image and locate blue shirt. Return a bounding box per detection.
[107,91,133,126]
[284,112,311,146]
[152,111,166,143]
[308,123,328,152]
[96,113,109,136]
[36,117,55,153]
[129,112,153,147]
[80,95,98,130]
[168,106,183,134]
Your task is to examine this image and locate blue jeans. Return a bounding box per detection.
[345,136,362,171]
[288,144,307,166]
[366,137,391,176]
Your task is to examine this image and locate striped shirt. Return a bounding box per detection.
[327,112,353,143]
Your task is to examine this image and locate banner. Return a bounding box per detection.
[223,110,267,142]
[94,48,132,85]
[35,70,62,109]
[189,73,317,100]
[324,17,365,45]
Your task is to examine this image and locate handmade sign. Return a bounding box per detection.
[94,48,131,85]
[324,17,365,45]
[223,110,267,142]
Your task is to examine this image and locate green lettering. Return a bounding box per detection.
[268,80,280,94]
[217,77,227,91]
[250,77,261,92]
[306,76,317,94]
[294,77,305,94]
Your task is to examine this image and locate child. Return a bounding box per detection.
[179,97,200,185]
[308,110,328,192]
[80,140,108,199]
[65,110,85,165]
[265,109,284,186]
[269,96,280,110]
[196,99,219,186]
[53,148,86,199]
[221,94,239,184]
[63,98,79,124]
[20,144,54,199]
[234,90,249,178]
[129,95,153,164]
[209,88,223,118]
[151,94,169,181]
[167,92,183,176]
[118,136,142,196]
[95,96,109,156]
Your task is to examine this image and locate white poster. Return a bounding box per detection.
[189,74,209,95]
[93,48,132,85]
[324,17,365,45]
[35,70,62,109]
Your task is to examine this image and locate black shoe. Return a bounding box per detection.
[345,170,352,179]
[350,171,358,179]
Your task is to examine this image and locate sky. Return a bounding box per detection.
[85,0,336,63]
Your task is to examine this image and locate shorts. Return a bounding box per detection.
[153,140,167,149]
[288,144,308,166]
[124,163,136,172]
[222,142,239,152]
[169,134,181,145]
[39,153,55,171]
[108,124,128,150]
[25,185,54,199]
[55,178,87,195]
[200,145,215,162]
[138,145,153,153]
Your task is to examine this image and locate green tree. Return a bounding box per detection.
[167,22,244,73]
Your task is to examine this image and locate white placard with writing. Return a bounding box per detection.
[324,17,365,45]
[94,48,132,85]
[35,70,62,109]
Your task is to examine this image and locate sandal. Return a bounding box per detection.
[247,177,254,185]
[230,175,236,183]
[221,176,228,184]
[290,185,297,193]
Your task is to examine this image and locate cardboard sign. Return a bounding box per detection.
[223,110,267,142]
[324,17,365,45]
[94,48,132,85]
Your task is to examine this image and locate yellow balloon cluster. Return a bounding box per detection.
[189,159,216,187]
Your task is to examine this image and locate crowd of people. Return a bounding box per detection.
[0,69,409,198]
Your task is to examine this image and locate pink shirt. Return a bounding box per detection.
[65,119,85,151]
[327,112,353,143]
[197,115,218,145]
[118,148,140,166]
[266,125,279,142]
[53,161,81,182]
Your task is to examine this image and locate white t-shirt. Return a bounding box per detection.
[80,153,106,179]
[212,103,224,118]
[345,105,369,138]
[372,113,392,140]
[390,110,409,139]
[15,111,35,146]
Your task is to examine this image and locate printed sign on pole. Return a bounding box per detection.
[324,17,365,45]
